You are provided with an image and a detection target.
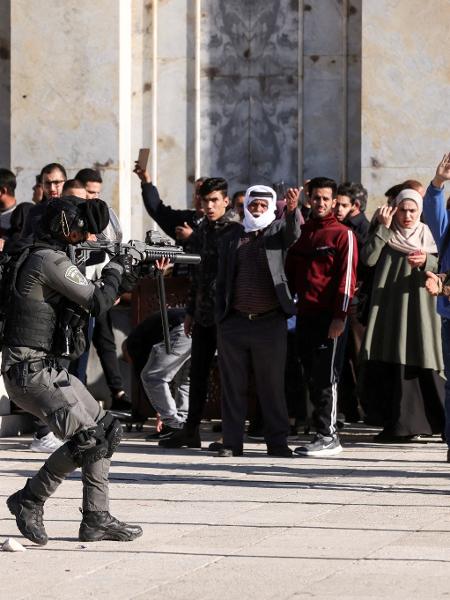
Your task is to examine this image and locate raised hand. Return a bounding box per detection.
[133,161,151,183]
[285,187,302,213]
[432,153,450,188]
[376,204,398,228]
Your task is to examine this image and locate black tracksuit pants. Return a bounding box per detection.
[296,313,346,437]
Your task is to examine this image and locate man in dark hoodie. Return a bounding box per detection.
[160,177,241,449]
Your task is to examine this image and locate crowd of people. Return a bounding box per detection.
[133,156,450,459]
[1,151,450,546]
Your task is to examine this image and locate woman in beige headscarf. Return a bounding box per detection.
[359,189,445,442]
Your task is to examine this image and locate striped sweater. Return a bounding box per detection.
[285,213,358,320]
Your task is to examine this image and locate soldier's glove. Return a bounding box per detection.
[107,253,134,275]
[120,270,140,293]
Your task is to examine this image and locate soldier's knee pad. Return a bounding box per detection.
[66,413,122,467]
[66,427,109,467]
[97,412,123,458]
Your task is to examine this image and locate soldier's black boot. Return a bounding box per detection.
[79,511,143,542]
[158,423,201,448]
[7,480,48,545]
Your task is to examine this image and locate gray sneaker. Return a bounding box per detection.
[294,434,343,457]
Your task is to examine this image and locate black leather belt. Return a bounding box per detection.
[234,308,281,321]
[28,359,57,373]
[6,358,61,389]
[9,358,57,377]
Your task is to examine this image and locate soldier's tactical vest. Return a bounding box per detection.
[3,245,58,351]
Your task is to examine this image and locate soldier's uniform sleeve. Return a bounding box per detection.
[40,251,96,309]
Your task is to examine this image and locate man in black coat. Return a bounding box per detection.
[159,177,241,449]
[215,185,301,457]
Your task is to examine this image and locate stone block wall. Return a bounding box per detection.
[361,0,450,208]
[0,0,448,224]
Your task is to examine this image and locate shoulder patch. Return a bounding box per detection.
[64,266,89,286]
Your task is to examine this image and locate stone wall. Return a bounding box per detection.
[0,1,448,230]
[361,0,450,208]
[0,0,363,236]
[10,0,122,217]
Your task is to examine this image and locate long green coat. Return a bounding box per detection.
[360,223,444,372]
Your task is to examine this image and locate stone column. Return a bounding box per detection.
[302,0,361,183]
[0,1,10,168]
[129,0,198,239]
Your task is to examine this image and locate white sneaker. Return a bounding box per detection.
[29,432,64,453]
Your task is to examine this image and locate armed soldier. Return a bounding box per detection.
[3,197,143,545]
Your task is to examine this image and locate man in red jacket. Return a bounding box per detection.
[286,177,358,456]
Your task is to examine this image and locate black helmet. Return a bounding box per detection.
[42,197,110,238]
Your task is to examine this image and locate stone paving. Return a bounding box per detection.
[1,424,450,599]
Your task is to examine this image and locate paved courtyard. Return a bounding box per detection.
[1,424,450,599]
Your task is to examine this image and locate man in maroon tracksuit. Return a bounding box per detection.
[286,177,358,456]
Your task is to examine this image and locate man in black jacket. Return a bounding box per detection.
[160,177,241,449]
[133,163,205,240]
[215,185,301,457]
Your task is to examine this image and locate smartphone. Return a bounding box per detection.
[137,148,150,171]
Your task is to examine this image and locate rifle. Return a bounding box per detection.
[75,231,201,353]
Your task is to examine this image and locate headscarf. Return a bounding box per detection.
[387,188,437,254]
[243,185,277,233]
